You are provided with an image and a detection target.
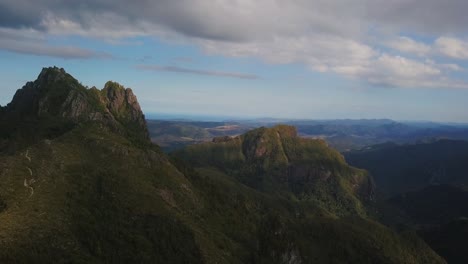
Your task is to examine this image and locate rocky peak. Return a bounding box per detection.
[103,82,143,120]
[103,81,127,113]
[3,67,150,143]
[102,81,149,140]
[241,125,297,163]
[37,66,69,83]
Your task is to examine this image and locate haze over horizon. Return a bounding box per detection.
[2,1,468,122]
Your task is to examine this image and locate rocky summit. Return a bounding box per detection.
[0,67,446,263]
[0,67,149,152]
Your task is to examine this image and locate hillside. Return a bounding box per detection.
[378,185,468,264]
[0,67,444,263]
[345,140,468,197]
[346,141,468,263]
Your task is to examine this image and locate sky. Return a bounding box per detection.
[1,1,468,122]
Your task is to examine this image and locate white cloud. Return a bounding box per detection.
[435,37,468,60]
[199,34,376,72]
[386,37,431,57]
[440,63,463,72]
[0,27,109,59]
[361,54,468,89]
[200,35,468,89]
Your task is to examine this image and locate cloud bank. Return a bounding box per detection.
[1,0,468,88]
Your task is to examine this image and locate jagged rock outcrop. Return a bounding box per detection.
[102,81,149,140]
[2,66,149,144]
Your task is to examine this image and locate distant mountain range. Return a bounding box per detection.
[148,118,468,152]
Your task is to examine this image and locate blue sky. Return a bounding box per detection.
[2,1,468,122]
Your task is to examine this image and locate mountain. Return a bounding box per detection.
[174,125,374,216]
[0,67,444,263]
[0,67,201,263]
[0,67,149,153]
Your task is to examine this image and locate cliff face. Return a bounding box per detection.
[101,81,149,140]
[176,125,374,216]
[2,67,149,146]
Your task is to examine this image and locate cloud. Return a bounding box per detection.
[0,27,111,59]
[364,0,468,36]
[386,37,431,57]
[199,35,376,71]
[200,36,468,89]
[435,37,468,60]
[2,0,468,87]
[136,64,260,80]
[0,41,109,59]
